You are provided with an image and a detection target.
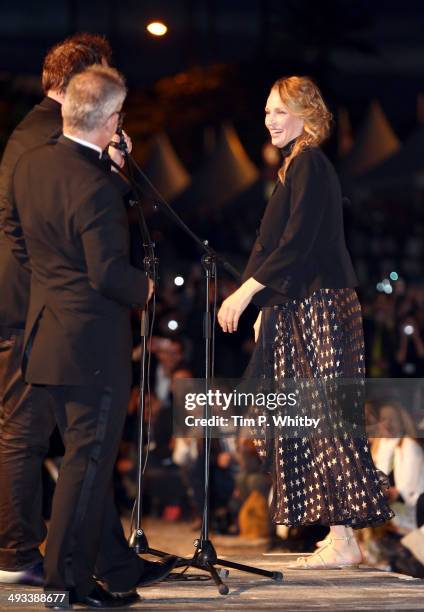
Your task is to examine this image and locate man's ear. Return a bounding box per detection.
[105,114,117,137]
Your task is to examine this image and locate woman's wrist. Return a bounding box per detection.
[241,277,265,298]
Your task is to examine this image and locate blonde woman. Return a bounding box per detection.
[218,76,394,569]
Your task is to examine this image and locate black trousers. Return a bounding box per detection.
[0,328,56,570]
[43,383,144,599]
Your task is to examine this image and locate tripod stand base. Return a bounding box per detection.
[188,538,283,595]
[128,528,180,563]
[130,532,283,595]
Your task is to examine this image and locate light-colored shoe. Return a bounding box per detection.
[288,536,361,570]
[316,537,330,548]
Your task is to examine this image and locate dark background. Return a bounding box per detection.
[1,1,424,149]
[1,0,423,379]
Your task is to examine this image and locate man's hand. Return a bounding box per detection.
[217,277,264,333]
[108,130,132,171]
[253,311,262,342]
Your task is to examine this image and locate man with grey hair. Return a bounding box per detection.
[8,65,175,608]
[0,35,117,587]
[62,65,127,133]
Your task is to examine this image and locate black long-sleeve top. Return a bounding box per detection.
[242,140,358,307]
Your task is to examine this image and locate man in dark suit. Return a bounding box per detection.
[9,65,159,607]
[0,34,113,584]
[0,39,176,602]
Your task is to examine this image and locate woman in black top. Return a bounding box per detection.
[218,76,393,569]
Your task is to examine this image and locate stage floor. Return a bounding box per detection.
[1,519,423,610]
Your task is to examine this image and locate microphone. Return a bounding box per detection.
[110,125,128,154]
[110,107,128,154]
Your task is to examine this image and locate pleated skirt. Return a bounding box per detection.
[245,288,394,528]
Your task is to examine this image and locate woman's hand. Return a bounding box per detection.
[218,277,264,333]
[253,311,262,342]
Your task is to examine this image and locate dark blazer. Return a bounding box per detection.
[0,97,62,328]
[0,97,130,330]
[10,135,148,387]
[242,142,358,307]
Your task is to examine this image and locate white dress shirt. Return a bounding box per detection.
[63,133,103,159]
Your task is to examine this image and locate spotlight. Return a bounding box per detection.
[389,271,399,281]
[404,324,414,336]
[376,283,384,292]
[383,285,393,294]
[174,276,184,286]
[147,21,168,36]
[168,320,178,331]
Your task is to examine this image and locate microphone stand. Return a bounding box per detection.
[110,134,159,557]
[111,134,283,594]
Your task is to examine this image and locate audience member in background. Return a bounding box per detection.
[139,336,186,400]
[234,439,272,539]
[142,393,188,519]
[121,364,193,520]
[360,401,424,574]
[372,402,424,530]
[171,368,199,517]
[364,400,381,440]
[189,438,236,533]
[362,293,397,377]
[394,310,424,377]
[234,439,270,507]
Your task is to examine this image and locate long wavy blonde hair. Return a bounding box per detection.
[272,76,333,183]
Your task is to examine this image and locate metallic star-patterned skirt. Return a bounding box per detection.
[244,288,394,528]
